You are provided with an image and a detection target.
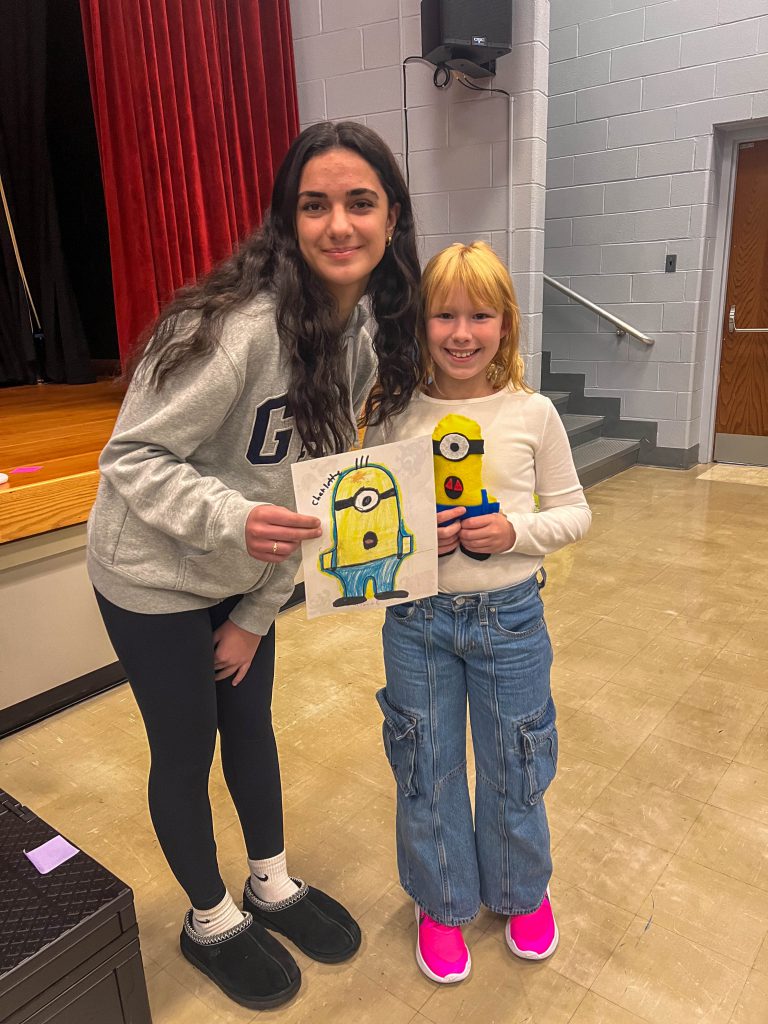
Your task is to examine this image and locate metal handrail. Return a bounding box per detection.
[543,274,654,346]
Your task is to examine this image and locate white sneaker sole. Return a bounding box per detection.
[505,920,559,960]
[414,904,472,983]
[505,888,559,961]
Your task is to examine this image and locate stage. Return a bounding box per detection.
[0,379,305,735]
[0,381,124,544]
[0,381,125,734]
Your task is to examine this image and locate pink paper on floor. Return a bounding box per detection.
[25,835,80,874]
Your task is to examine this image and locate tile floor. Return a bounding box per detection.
[3,463,768,1023]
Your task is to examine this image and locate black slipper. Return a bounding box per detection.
[243,877,362,964]
[180,910,300,1009]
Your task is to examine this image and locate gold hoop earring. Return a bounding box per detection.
[385,234,393,247]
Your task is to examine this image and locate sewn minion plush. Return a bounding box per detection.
[319,456,414,606]
[432,414,499,561]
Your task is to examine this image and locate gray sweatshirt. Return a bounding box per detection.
[87,292,377,634]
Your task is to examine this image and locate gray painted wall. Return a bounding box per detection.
[544,0,768,451]
[289,0,551,386]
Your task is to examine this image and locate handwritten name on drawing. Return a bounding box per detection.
[312,471,341,506]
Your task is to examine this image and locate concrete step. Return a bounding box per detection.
[543,390,569,411]
[572,437,640,489]
[561,412,605,448]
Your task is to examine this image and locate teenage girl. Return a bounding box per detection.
[88,121,421,1009]
[366,241,591,982]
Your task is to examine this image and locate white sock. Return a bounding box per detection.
[192,890,245,937]
[248,850,301,903]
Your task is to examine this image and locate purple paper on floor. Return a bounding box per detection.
[24,835,80,874]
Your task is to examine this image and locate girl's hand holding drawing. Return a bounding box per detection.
[245,504,322,562]
[459,513,516,555]
[436,507,466,555]
[212,620,262,686]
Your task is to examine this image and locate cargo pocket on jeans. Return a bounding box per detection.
[519,697,558,806]
[376,688,419,797]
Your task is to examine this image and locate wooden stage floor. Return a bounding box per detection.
[0,381,125,544]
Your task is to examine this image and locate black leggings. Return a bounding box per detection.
[95,591,283,910]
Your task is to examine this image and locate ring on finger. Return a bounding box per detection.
[272,540,278,555]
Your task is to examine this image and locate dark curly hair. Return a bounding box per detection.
[131,121,421,457]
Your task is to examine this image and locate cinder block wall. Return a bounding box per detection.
[289,0,551,386]
[544,0,768,455]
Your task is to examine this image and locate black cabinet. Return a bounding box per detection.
[0,790,151,1024]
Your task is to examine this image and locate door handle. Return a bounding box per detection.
[729,305,768,333]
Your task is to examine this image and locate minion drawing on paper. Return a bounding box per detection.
[432,413,499,561]
[319,455,414,607]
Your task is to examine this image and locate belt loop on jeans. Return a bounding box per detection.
[537,567,547,590]
[423,596,434,621]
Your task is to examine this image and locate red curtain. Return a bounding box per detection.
[79,0,299,364]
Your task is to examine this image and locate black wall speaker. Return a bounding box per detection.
[421,0,513,78]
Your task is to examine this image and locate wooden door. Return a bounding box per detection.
[714,138,768,466]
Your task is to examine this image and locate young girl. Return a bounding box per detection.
[365,241,591,983]
[87,121,421,1009]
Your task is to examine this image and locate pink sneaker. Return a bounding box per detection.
[414,904,471,983]
[505,888,559,960]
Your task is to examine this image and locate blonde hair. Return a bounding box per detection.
[418,241,530,392]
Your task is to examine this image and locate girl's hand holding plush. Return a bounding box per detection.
[436,506,466,555]
[459,513,516,555]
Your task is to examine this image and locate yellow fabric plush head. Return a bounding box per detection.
[432,413,496,509]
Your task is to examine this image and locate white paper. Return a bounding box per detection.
[291,435,438,618]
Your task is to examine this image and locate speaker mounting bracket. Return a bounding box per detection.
[444,57,496,79]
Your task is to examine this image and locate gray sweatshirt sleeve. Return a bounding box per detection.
[98,345,260,554]
[228,557,300,635]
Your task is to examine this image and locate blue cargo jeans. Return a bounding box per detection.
[377,571,556,926]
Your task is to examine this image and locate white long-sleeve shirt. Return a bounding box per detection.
[365,387,591,594]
